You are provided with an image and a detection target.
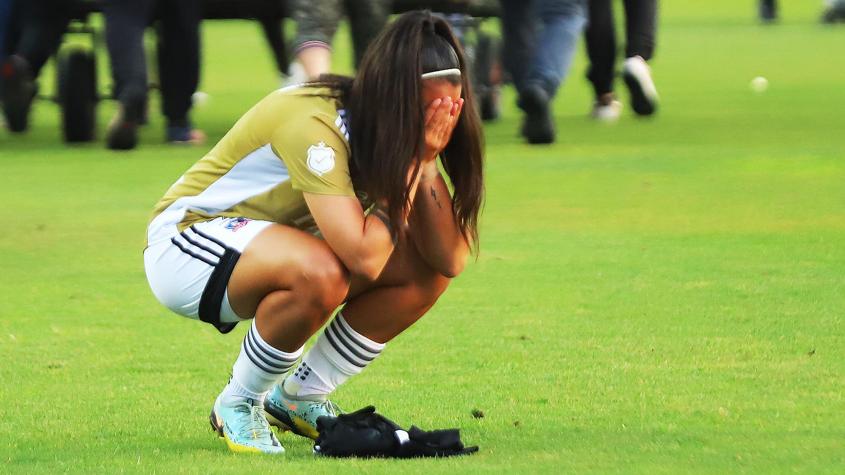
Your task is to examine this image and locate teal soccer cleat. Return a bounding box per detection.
[210,395,285,455]
[263,382,341,440]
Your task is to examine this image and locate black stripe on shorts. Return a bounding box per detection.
[171,237,217,266]
[180,229,224,259]
[197,246,241,335]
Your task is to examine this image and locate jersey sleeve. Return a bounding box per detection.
[271,114,355,197]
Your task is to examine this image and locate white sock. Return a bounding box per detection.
[284,313,385,399]
[222,319,303,403]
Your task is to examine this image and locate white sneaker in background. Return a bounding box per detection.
[591,94,623,122]
[622,56,659,116]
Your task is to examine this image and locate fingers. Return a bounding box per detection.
[450,98,464,117]
[438,98,455,141]
[426,97,452,123]
[427,96,464,122]
[428,97,452,137]
[424,98,442,125]
[423,96,464,159]
[455,98,464,117]
[435,96,452,124]
[441,98,464,147]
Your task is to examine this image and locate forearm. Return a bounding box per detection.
[304,192,395,281]
[410,164,470,278]
[350,163,426,279]
[350,212,396,280]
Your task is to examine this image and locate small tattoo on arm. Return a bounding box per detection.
[430,186,443,209]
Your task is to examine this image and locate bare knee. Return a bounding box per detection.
[296,251,350,324]
[307,256,350,312]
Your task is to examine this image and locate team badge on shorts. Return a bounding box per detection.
[307,142,336,176]
[224,217,251,232]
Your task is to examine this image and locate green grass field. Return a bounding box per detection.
[1,1,843,473]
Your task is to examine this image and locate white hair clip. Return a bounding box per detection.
[421,68,461,79]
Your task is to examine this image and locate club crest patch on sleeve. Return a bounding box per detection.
[307,142,336,176]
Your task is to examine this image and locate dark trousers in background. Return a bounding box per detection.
[291,0,389,68]
[499,0,534,93]
[344,0,390,67]
[6,0,69,76]
[585,0,657,96]
[0,0,15,61]
[104,0,201,125]
[499,0,586,99]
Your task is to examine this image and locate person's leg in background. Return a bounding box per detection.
[498,0,536,98]
[584,0,621,121]
[0,0,14,61]
[518,0,587,144]
[0,0,14,127]
[759,0,777,22]
[820,0,845,23]
[1,0,70,132]
[157,0,204,144]
[104,0,154,150]
[345,0,390,68]
[288,0,342,82]
[11,0,68,77]
[621,0,658,115]
[623,0,656,62]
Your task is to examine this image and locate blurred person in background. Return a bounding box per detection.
[821,0,845,23]
[499,0,588,144]
[286,0,390,83]
[758,0,845,24]
[585,0,659,121]
[104,0,204,150]
[759,0,777,22]
[0,0,70,133]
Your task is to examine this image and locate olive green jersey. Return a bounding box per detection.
[147,86,354,246]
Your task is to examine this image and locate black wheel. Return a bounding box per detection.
[57,46,97,143]
[473,32,501,122]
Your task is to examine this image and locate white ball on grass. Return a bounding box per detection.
[192,91,210,107]
[750,76,769,93]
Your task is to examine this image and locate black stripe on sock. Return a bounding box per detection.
[170,237,217,266]
[246,337,290,374]
[246,329,297,372]
[248,327,299,364]
[180,230,224,258]
[333,318,382,355]
[324,328,366,368]
[241,339,276,374]
[190,225,228,250]
[329,321,376,362]
[249,325,299,365]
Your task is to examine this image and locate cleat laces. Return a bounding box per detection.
[318,399,341,417]
[234,403,275,442]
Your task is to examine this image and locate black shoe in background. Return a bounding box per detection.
[1,55,37,133]
[106,93,145,150]
[519,84,555,145]
[821,3,845,23]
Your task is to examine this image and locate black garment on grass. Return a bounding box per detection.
[313,406,479,458]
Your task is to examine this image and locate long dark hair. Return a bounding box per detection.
[314,11,484,249]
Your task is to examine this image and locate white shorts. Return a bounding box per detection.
[143,217,273,331]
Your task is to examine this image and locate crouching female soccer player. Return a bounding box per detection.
[143,11,483,454]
